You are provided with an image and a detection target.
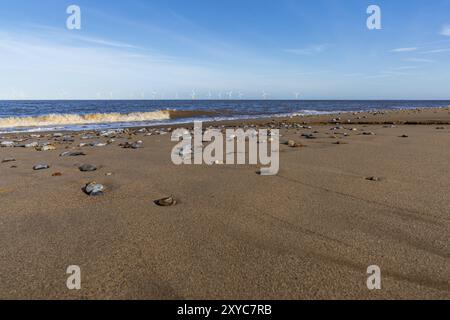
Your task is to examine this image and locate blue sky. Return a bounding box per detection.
[0,0,450,99]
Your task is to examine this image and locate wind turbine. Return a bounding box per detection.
[294,92,300,100]
[238,91,244,99]
[151,91,157,100]
[227,91,233,99]
[191,90,196,100]
[207,91,212,99]
[262,91,268,100]
[218,92,222,99]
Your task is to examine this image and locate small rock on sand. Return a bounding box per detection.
[60,151,86,157]
[79,164,97,172]
[1,141,15,148]
[302,133,316,139]
[2,158,16,163]
[36,145,56,151]
[90,142,107,147]
[154,196,177,207]
[33,164,50,171]
[83,182,104,196]
[121,141,143,149]
[366,176,381,182]
[16,142,38,148]
[287,140,303,148]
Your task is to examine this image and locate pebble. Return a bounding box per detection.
[400,134,409,138]
[60,151,86,157]
[53,136,74,142]
[121,141,143,149]
[33,164,50,171]
[83,182,104,196]
[154,196,177,207]
[2,158,16,163]
[100,130,122,137]
[52,172,62,177]
[287,140,303,148]
[90,142,107,147]
[36,145,56,151]
[15,141,38,148]
[302,133,316,139]
[81,134,96,140]
[79,164,97,172]
[366,176,381,182]
[1,141,15,147]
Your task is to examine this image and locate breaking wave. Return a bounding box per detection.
[0,109,228,129]
[0,110,173,128]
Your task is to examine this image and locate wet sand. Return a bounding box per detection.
[0,107,449,299]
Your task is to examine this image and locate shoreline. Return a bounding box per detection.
[1,106,450,136]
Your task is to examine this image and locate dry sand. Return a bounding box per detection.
[0,107,449,299]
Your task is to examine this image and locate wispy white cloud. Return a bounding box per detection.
[420,48,450,54]
[391,47,418,53]
[404,58,435,63]
[440,25,450,36]
[69,35,140,49]
[284,44,329,55]
[365,70,414,79]
[390,66,418,70]
[0,27,317,99]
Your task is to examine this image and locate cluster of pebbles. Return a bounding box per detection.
[0,127,177,205]
[1,114,428,200]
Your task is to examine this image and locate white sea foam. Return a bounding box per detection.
[0,110,171,129]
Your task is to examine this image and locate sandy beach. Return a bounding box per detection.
[0,107,449,300]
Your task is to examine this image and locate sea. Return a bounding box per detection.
[0,100,449,133]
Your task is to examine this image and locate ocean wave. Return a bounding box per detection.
[0,109,229,129]
[0,110,172,128]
